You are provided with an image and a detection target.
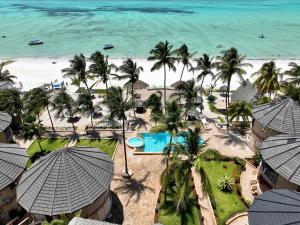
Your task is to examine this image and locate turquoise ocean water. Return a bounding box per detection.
[0,0,300,58]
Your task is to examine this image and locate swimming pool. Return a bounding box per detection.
[139,132,204,153]
[127,136,144,148]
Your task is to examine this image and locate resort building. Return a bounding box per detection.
[0,111,13,143]
[124,80,149,91]
[0,143,28,224]
[248,189,300,225]
[259,134,300,190]
[16,147,114,223]
[250,98,300,151]
[231,79,258,103]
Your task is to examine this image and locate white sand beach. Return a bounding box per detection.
[5,57,300,91]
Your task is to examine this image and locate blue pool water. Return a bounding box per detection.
[0,0,300,58]
[140,132,204,153]
[127,137,144,148]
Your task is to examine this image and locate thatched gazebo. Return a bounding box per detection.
[17,147,114,223]
[231,79,258,103]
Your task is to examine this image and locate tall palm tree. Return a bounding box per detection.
[89,51,118,95]
[116,59,143,117]
[215,48,252,131]
[253,61,281,97]
[62,54,94,96]
[23,120,45,151]
[228,101,252,128]
[52,90,77,134]
[148,41,177,113]
[0,60,16,83]
[192,54,216,113]
[145,91,163,125]
[76,91,96,132]
[285,62,300,85]
[23,88,55,132]
[171,79,201,120]
[103,87,131,175]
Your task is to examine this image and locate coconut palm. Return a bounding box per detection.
[285,62,300,85]
[62,54,94,96]
[51,90,77,134]
[76,91,96,132]
[148,41,177,113]
[145,91,163,125]
[116,59,143,117]
[103,87,131,175]
[253,61,282,97]
[192,54,216,113]
[215,48,252,130]
[0,60,16,83]
[89,51,118,95]
[23,88,55,132]
[23,120,45,151]
[171,79,201,120]
[228,101,252,128]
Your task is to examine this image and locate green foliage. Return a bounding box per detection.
[228,101,252,127]
[207,95,217,104]
[217,116,225,123]
[208,102,219,114]
[75,139,117,158]
[200,149,222,161]
[233,157,246,171]
[253,151,262,167]
[284,83,300,102]
[199,167,216,209]
[217,175,234,193]
[0,60,16,83]
[145,92,163,114]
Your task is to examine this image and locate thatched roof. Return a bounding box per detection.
[124,80,149,90]
[0,111,12,132]
[231,79,258,103]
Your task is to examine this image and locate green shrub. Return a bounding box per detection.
[207,95,217,104]
[253,151,262,167]
[217,116,225,123]
[208,102,219,114]
[202,149,222,161]
[199,167,216,210]
[217,175,234,193]
[233,157,246,171]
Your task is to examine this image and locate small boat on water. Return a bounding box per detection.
[28,40,44,45]
[258,34,265,39]
[103,44,114,50]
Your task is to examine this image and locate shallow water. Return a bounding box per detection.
[0,0,300,58]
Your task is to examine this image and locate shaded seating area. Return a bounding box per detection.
[248,189,300,225]
[17,147,114,223]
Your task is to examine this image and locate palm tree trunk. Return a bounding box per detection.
[90,114,95,132]
[84,80,92,97]
[164,64,167,114]
[226,80,231,132]
[72,122,76,134]
[46,105,55,133]
[131,82,136,117]
[179,65,185,105]
[122,117,129,174]
[200,77,205,113]
[105,82,109,96]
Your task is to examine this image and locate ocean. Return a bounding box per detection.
[0,0,300,59]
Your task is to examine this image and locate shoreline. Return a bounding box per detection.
[4,57,300,91]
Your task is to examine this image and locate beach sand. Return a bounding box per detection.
[5,57,300,91]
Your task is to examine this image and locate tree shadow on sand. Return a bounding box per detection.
[113,172,155,206]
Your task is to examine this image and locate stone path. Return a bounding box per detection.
[240,162,259,202]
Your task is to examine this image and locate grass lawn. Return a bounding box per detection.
[27,138,69,166]
[199,160,246,225]
[158,184,201,225]
[75,139,117,158]
[93,89,106,94]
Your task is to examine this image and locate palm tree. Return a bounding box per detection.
[171,79,201,120]
[145,92,163,125]
[51,90,77,134]
[116,59,143,117]
[215,48,252,131]
[253,61,282,98]
[23,88,55,132]
[192,54,216,113]
[0,60,16,82]
[103,87,131,175]
[228,101,252,128]
[148,41,177,113]
[89,51,118,95]
[285,62,300,85]
[76,91,96,132]
[62,54,94,96]
[23,120,45,151]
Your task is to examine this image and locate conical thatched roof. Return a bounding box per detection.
[0,111,12,132]
[17,147,114,216]
[0,143,28,190]
[248,189,300,225]
[231,79,258,103]
[252,98,300,135]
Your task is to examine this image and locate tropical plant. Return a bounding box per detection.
[23,88,55,132]
[23,120,45,151]
[76,91,96,132]
[253,61,282,97]
[207,95,217,104]
[145,91,163,114]
[228,101,252,127]
[217,175,234,192]
[51,90,77,133]
[253,151,262,167]
[89,51,118,95]
[116,58,143,116]
[103,86,131,175]
[283,83,300,102]
[148,41,177,113]
[0,60,16,83]
[215,47,252,130]
[171,79,201,120]
[207,83,216,95]
[191,54,216,112]
[42,212,81,225]
[285,62,300,85]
